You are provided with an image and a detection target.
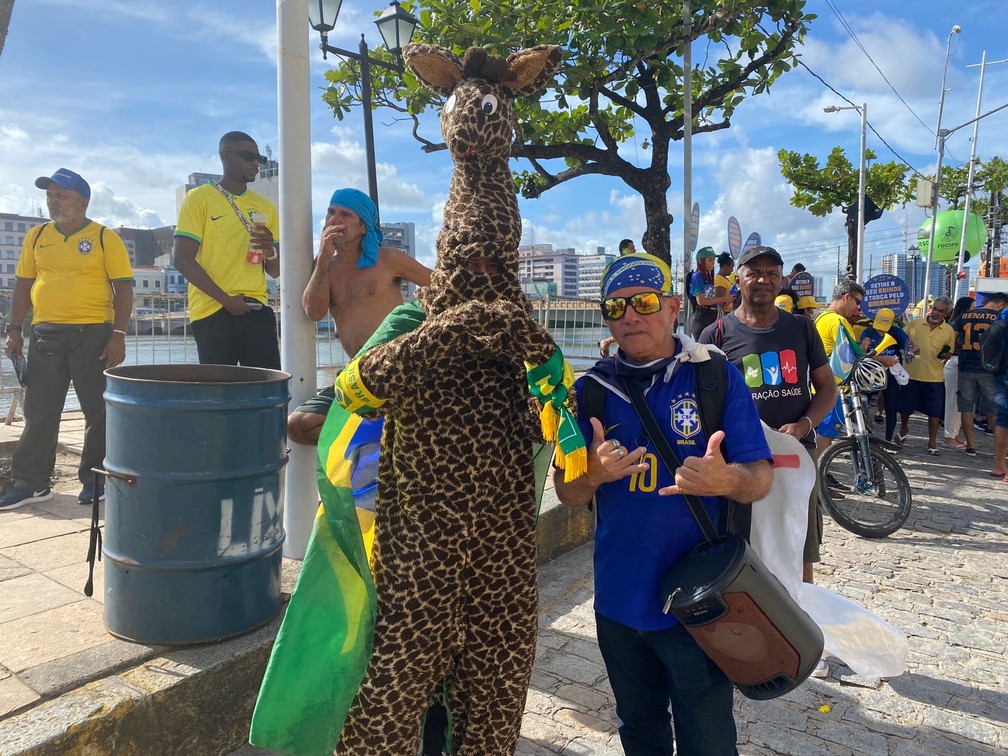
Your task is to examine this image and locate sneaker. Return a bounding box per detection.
[0,484,53,510]
[964,447,977,457]
[811,659,829,678]
[78,479,106,505]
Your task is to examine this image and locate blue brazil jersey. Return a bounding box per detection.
[574,348,772,631]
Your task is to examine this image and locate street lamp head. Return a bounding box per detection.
[823,106,840,113]
[375,1,419,56]
[308,0,344,34]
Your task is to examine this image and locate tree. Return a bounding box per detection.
[778,146,911,276]
[321,0,815,264]
[0,0,15,58]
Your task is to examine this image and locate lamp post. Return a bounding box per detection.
[824,103,867,282]
[309,0,419,214]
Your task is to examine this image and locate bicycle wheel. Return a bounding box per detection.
[818,438,912,538]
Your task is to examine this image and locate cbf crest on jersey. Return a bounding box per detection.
[670,395,701,440]
[78,239,93,255]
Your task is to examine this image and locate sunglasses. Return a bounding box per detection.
[601,292,667,321]
[228,149,268,165]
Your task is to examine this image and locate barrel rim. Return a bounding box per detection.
[105,363,291,385]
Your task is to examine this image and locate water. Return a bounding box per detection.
[1,324,609,418]
[1,333,355,417]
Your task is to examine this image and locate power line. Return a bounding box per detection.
[822,0,936,140]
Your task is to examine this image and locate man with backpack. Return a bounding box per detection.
[554,253,773,755]
[954,292,1008,457]
[981,295,1008,480]
[1,169,134,510]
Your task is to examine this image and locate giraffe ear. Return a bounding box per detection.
[403,43,463,97]
[501,45,563,98]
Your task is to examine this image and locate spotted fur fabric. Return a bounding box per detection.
[333,44,564,755]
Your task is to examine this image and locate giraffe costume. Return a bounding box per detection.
[332,44,569,754]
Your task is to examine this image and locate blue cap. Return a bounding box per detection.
[35,168,91,201]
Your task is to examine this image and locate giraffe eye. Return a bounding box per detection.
[444,94,457,113]
[480,94,499,115]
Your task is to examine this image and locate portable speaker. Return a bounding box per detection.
[661,533,824,700]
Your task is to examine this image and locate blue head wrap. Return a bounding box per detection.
[600,253,673,300]
[328,188,384,269]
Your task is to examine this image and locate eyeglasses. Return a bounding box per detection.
[850,294,863,307]
[601,292,667,321]
[227,149,268,165]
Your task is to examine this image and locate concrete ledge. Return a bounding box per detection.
[0,501,594,755]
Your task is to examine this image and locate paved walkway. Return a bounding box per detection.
[3,412,1007,754]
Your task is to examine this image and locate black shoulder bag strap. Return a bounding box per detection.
[619,375,721,545]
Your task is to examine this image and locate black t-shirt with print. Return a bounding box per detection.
[699,311,828,435]
[955,307,1001,373]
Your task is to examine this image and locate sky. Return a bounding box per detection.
[2,0,1008,287]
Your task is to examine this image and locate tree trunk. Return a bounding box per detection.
[0,0,14,58]
[844,215,857,280]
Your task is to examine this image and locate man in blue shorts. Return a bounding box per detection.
[555,253,773,755]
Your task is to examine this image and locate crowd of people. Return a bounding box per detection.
[5,137,1008,754]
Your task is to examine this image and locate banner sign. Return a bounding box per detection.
[862,274,910,319]
[727,216,742,258]
[789,271,815,298]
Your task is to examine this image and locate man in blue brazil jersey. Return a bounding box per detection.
[555,253,773,756]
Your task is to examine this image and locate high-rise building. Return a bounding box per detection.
[881,251,948,302]
[517,243,580,298]
[0,212,47,290]
[578,248,616,299]
[381,221,420,300]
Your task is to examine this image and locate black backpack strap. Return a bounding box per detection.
[99,225,106,250]
[31,222,50,251]
[695,351,726,449]
[580,375,607,421]
[620,376,721,544]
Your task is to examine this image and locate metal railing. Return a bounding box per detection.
[2,296,610,420]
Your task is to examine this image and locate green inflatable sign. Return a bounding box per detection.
[916,209,987,264]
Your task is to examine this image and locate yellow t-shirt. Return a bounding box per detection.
[904,319,956,383]
[15,221,133,324]
[814,309,855,357]
[714,272,736,313]
[174,183,279,322]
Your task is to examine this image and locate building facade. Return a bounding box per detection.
[577,249,616,299]
[518,243,580,298]
[881,251,949,302]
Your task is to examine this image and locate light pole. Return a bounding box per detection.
[922,99,1008,304]
[309,0,419,214]
[824,102,867,282]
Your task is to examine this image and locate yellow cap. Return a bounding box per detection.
[873,307,895,332]
[774,295,794,313]
[796,296,818,311]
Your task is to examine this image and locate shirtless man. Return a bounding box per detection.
[288,188,431,445]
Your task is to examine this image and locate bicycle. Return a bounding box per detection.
[817,355,913,538]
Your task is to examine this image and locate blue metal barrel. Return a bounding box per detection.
[103,364,290,644]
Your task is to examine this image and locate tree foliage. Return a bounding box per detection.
[321,0,815,263]
[778,145,911,276]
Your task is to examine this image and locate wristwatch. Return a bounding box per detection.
[4,323,22,336]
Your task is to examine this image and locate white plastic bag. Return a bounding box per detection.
[749,425,908,679]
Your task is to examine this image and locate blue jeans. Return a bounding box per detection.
[595,613,738,756]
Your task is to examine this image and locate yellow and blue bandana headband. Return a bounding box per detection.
[600,253,674,300]
[329,188,384,269]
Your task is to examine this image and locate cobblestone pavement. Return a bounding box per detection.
[518,419,1007,755]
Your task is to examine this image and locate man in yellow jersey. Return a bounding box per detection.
[173,131,280,368]
[897,296,955,454]
[813,279,866,455]
[1,169,133,509]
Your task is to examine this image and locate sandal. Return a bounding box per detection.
[927,448,941,456]
[894,430,907,447]
[943,439,966,450]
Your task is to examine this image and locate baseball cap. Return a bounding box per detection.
[737,245,784,269]
[796,296,818,311]
[873,307,895,332]
[695,246,715,260]
[774,295,794,313]
[34,168,91,201]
